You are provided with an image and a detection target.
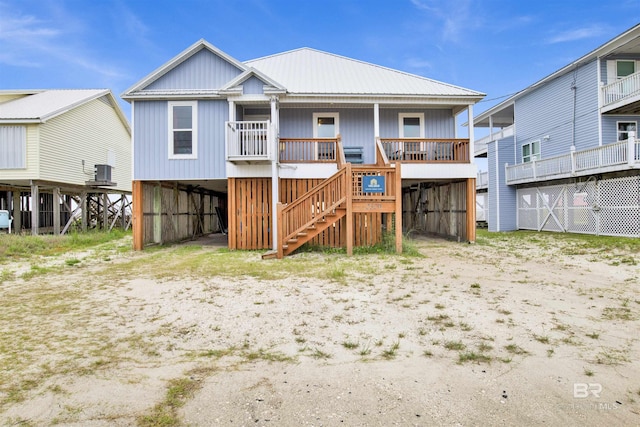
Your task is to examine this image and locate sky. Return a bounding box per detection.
[1,0,640,128]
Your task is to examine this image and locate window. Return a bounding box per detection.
[398,113,424,138]
[617,60,636,79]
[168,101,197,159]
[617,121,637,141]
[313,112,339,138]
[522,140,540,163]
[0,125,26,169]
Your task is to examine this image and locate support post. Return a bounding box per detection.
[628,131,636,166]
[373,103,380,138]
[345,163,353,256]
[468,104,475,161]
[132,181,144,250]
[570,145,576,174]
[153,185,162,244]
[81,192,88,231]
[466,177,476,242]
[228,178,236,249]
[395,162,403,253]
[102,193,109,230]
[276,202,284,259]
[53,187,61,235]
[12,191,21,233]
[30,183,39,235]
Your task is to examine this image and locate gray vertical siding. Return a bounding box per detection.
[487,137,517,232]
[145,49,243,90]
[379,108,454,138]
[134,100,227,180]
[515,59,599,161]
[243,76,264,95]
[602,115,640,144]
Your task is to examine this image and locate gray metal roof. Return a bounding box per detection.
[246,48,484,97]
[0,89,112,122]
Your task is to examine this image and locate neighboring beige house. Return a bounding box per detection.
[0,89,132,234]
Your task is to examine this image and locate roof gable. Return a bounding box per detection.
[245,48,484,97]
[122,39,247,97]
[0,89,130,132]
[219,67,286,95]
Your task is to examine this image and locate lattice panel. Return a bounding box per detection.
[516,175,640,237]
[476,193,488,222]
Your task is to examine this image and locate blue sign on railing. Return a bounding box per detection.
[362,175,385,193]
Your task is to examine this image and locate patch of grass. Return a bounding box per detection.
[342,340,358,350]
[477,342,493,352]
[547,348,555,358]
[423,350,433,357]
[586,332,600,340]
[584,368,595,377]
[243,348,294,363]
[381,341,400,360]
[533,334,550,344]
[602,306,634,321]
[504,344,529,355]
[64,258,81,267]
[443,341,466,351]
[458,352,492,364]
[310,348,332,360]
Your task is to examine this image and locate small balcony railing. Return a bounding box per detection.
[379,138,470,163]
[476,171,489,189]
[278,138,339,163]
[226,121,272,161]
[505,135,640,184]
[602,71,640,107]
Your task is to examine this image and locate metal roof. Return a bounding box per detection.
[0,89,116,123]
[246,48,484,98]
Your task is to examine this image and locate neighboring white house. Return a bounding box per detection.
[0,89,132,234]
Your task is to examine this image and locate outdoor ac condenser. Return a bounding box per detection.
[95,164,112,182]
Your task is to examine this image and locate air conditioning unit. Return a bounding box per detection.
[95,164,112,182]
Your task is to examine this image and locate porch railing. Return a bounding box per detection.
[379,138,470,162]
[279,137,339,163]
[477,171,489,189]
[226,121,272,159]
[506,135,640,184]
[602,71,640,107]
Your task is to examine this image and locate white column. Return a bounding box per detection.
[468,104,475,160]
[30,182,39,235]
[271,96,279,251]
[373,103,380,138]
[628,131,636,166]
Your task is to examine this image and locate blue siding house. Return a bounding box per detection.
[123,40,485,255]
[474,24,640,237]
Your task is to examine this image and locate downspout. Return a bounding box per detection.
[571,66,578,149]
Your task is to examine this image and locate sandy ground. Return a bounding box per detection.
[0,232,639,426]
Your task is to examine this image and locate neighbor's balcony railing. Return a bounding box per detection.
[506,133,640,184]
[475,125,514,156]
[476,171,489,189]
[279,137,339,163]
[379,138,470,162]
[226,121,272,161]
[602,71,640,107]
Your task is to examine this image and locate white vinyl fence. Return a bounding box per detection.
[517,175,640,237]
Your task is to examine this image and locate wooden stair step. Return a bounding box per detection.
[261,250,278,260]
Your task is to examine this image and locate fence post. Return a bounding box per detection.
[570,145,576,175]
[628,131,636,166]
[532,158,537,180]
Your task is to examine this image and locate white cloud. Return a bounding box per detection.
[546,25,608,44]
[409,0,475,43]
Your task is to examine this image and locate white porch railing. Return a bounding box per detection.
[506,133,640,184]
[475,125,514,156]
[226,121,272,160]
[602,71,640,107]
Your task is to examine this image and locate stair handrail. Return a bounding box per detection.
[375,137,390,166]
[277,164,351,257]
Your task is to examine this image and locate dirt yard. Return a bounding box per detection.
[0,231,639,426]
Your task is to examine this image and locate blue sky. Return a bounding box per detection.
[1,0,639,123]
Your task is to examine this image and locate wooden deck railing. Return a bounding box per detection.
[279,137,339,163]
[379,138,470,162]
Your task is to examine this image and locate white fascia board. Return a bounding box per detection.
[401,163,477,179]
[279,94,484,105]
[0,119,42,124]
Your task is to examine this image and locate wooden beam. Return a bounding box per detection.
[30,183,39,235]
[395,162,402,254]
[466,178,476,243]
[12,191,21,233]
[81,191,87,232]
[345,163,353,256]
[132,181,144,250]
[53,187,61,235]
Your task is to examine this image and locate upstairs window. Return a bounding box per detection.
[399,113,424,138]
[313,113,339,138]
[617,60,636,79]
[522,140,540,163]
[168,101,197,159]
[617,121,637,141]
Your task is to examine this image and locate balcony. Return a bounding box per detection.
[601,71,640,114]
[476,171,489,190]
[505,136,640,185]
[379,138,470,163]
[474,125,514,157]
[226,121,273,163]
[278,138,340,163]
